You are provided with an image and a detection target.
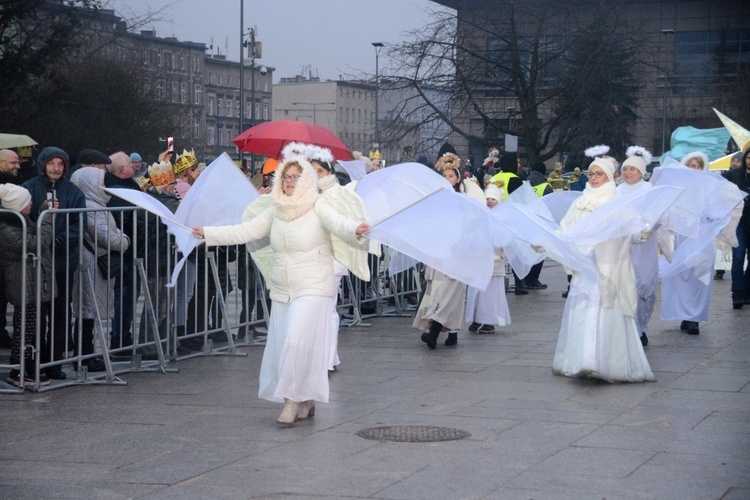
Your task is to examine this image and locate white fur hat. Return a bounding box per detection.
[0,184,32,212]
[584,144,616,181]
[484,183,504,201]
[622,145,653,176]
[681,151,709,170]
[588,157,616,181]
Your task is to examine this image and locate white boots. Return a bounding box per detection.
[277,399,300,426]
[276,399,316,426]
[296,400,315,420]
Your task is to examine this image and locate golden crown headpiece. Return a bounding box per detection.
[135,175,151,191]
[173,149,198,174]
[369,149,381,160]
[148,160,176,187]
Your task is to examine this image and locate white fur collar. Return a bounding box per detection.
[271,156,320,221]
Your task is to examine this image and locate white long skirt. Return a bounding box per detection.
[464,276,510,326]
[259,295,337,403]
[329,276,342,371]
[553,279,655,383]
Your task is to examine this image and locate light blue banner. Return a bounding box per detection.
[660,126,730,164]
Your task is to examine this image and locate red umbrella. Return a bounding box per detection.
[232,120,353,161]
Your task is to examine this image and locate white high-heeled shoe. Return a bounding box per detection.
[277,399,300,426]
[296,400,316,420]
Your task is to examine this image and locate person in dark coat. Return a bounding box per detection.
[104,151,143,351]
[0,148,24,348]
[723,148,750,308]
[0,184,55,387]
[21,146,86,380]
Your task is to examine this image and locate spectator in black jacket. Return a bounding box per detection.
[723,148,750,308]
[21,147,86,380]
[104,151,143,351]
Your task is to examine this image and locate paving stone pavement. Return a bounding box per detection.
[1,260,749,499]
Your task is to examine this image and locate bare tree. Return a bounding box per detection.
[26,55,178,158]
[383,2,645,163]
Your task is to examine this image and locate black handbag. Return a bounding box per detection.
[83,240,122,280]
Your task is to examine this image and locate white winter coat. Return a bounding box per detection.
[70,168,130,319]
[204,157,363,303]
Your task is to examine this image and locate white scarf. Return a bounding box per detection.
[573,180,618,212]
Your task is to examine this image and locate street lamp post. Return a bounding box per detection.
[291,101,335,124]
[661,29,675,155]
[239,1,245,170]
[372,42,384,150]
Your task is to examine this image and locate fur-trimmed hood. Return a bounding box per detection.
[271,156,320,221]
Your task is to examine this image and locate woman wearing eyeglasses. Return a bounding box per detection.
[552,146,654,383]
[193,155,369,426]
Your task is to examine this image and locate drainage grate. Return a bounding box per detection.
[356,425,471,443]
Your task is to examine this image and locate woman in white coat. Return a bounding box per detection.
[70,167,131,372]
[553,153,655,383]
[193,157,369,426]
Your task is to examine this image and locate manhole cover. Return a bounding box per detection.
[356,425,471,443]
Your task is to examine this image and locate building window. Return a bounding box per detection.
[236,100,240,119]
[218,127,223,146]
[194,119,201,139]
[208,126,215,145]
[218,98,223,117]
[674,29,750,84]
[226,128,233,145]
[194,84,202,105]
[156,80,165,100]
[171,82,178,103]
[227,75,232,87]
[255,102,260,120]
[208,97,215,115]
[227,98,232,117]
[148,49,156,66]
[179,53,185,70]
[263,102,269,120]
[246,102,252,119]
[165,52,172,69]
[157,50,162,67]
[181,82,187,104]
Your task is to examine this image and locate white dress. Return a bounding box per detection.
[660,230,715,322]
[553,181,655,383]
[617,180,659,334]
[203,162,362,404]
[465,248,510,326]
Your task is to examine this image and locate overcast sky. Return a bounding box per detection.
[107,0,450,82]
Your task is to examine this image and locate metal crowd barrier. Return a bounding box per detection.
[0,206,422,393]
